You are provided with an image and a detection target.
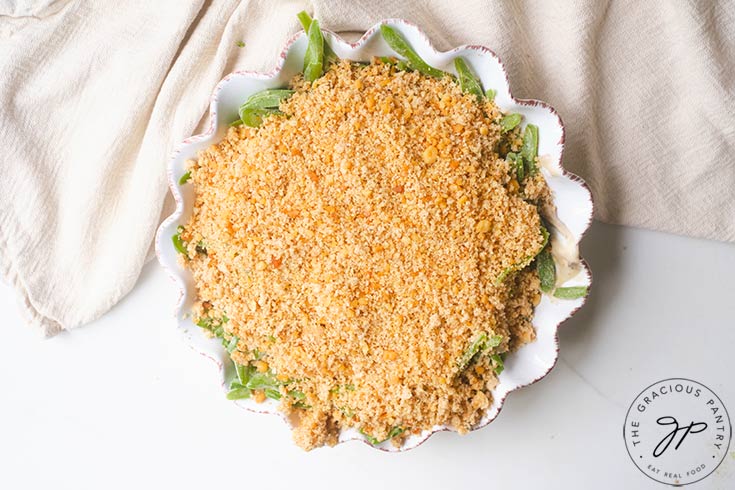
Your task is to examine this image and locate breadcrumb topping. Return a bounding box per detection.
[182,59,548,450]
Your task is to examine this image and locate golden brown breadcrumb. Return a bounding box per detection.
[181,59,549,450]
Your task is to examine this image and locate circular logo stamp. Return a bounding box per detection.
[624,378,731,486]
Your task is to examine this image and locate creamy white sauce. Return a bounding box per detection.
[548,219,581,286]
[539,161,581,286]
[538,154,561,176]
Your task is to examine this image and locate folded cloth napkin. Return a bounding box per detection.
[1,0,733,335]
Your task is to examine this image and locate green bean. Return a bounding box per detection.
[521,124,539,175]
[360,430,380,445]
[553,286,588,299]
[487,334,503,349]
[540,224,550,249]
[195,313,229,344]
[265,388,282,400]
[506,152,524,181]
[329,383,356,394]
[172,225,188,256]
[226,382,251,400]
[289,389,306,400]
[240,109,275,128]
[178,171,191,185]
[385,426,405,440]
[485,88,497,100]
[396,59,410,71]
[297,11,337,66]
[457,332,488,371]
[238,108,266,128]
[241,89,294,111]
[379,25,444,78]
[457,333,502,372]
[246,372,281,391]
[379,56,411,71]
[360,426,405,445]
[495,255,534,285]
[236,363,254,385]
[303,19,325,82]
[454,57,484,100]
[238,89,293,127]
[490,354,504,374]
[225,335,239,353]
[220,335,235,350]
[227,362,288,401]
[500,113,522,132]
[297,10,312,30]
[536,247,555,293]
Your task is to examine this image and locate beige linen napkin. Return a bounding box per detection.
[1,0,733,335]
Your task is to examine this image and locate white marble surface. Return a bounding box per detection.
[1,222,733,489]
